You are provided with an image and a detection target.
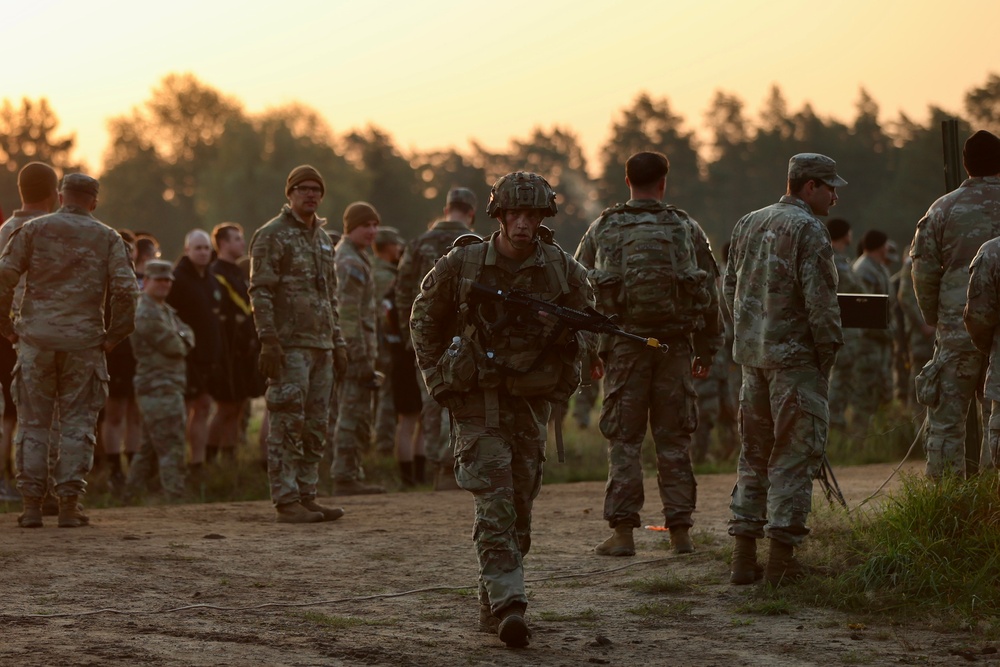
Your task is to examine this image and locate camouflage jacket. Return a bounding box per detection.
[0,204,137,351]
[897,262,934,354]
[0,207,49,320]
[574,198,722,358]
[724,195,843,369]
[911,176,1000,352]
[411,231,595,402]
[396,219,472,327]
[852,254,894,343]
[372,255,398,353]
[966,238,1000,400]
[334,237,377,367]
[248,205,344,350]
[132,293,194,394]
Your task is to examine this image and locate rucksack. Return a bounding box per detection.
[595,203,712,331]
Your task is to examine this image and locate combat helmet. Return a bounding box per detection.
[486,172,558,219]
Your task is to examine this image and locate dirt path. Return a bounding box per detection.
[0,461,995,666]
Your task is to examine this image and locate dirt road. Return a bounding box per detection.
[1,462,994,666]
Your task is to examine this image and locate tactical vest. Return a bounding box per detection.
[443,230,581,406]
[591,203,712,333]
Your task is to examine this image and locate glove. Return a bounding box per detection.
[258,338,284,380]
[333,346,349,378]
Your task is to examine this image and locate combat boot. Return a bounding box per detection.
[496,603,531,648]
[333,479,386,496]
[594,525,635,557]
[275,501,324,524]
[764,539,805,587]
[478,604,499,634]
[300,498,345,522]
[669,525,694,554]
[730,536,764,585]
[57,495,90,528]
[18,496,43,528]
[434,462,461,491]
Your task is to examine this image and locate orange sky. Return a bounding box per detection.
[4,0,998,172]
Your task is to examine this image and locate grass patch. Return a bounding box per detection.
[624,575,690,595]
[626,601,693,618]
[735,594,793,616]
[798,473,1000,623]
[537,608,599,622]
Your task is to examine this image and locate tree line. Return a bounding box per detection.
[3,72,1000,258]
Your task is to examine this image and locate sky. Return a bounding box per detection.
[4,0,999,173]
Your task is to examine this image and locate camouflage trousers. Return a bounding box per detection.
[906,338,934,408]
[13,342,108,498]
[451,390,548,615]
[128,387,187,497]
[599,338,698,529]
[849,339,893,435]
[916,344,988,478]
[985,401,1000,471]
[827,332,859,431]
[729,365,828,547]
[418,372,450,465]
[373,375,396,454]
[332,375,374,482]
[265,347,333,506]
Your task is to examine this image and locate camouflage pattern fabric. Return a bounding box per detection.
[692,343,738,463]
[827,248,862,430]
[850,254,894,433]
[418,376,449,465]
[911,176,1000,476]
[372,256,398,453]
[128,293,193,497]
[410,232,594,616]
[129,389,187,497]
[331,239,378,481]
[724,195,842,546]
[0,208,48,320]
[599,337,698,528]
[723,195,843,369]
[265,347,334,505]
[248,205,344,350]
[249,205,343,505]
[729,365,828,546]
[0,204,137,350]
[12,343,108,498]
[963,237,1000,470]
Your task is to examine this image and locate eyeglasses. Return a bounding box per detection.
[293,185,323,195]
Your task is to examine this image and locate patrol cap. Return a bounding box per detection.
[446,187,477,209]
[374,226,404,246]
[787,153,847,187]
[144,259,175,281]
[60,173,100,197]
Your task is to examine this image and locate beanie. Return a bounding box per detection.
[343,201,380,233]
[286,164,325,196]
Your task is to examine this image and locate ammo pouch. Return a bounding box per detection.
[436,335,479,395]
[587,269,622,316]
[504,335,582,403]
[914,356,942,408]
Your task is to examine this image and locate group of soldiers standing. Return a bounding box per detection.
[2,126,1000,649]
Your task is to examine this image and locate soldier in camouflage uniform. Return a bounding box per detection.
[912,130,1000,478]
[371,226,405,456]
[692,282,737,465]
[724,154,845,586]
[397,187,478,490]
[249,165,347,523]
[126,260,193,499]
[0,173,137,528]
[898,256,934,406]
[0,163,59,503]
[575,151,722,557]
[411,172,597,648]
[964,234,1000,470]
[825,218,862,432]
[331,202,386,495]
[850,230,894,435]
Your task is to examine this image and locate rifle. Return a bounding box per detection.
[466,281,668,352]
[815,454,847,510]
